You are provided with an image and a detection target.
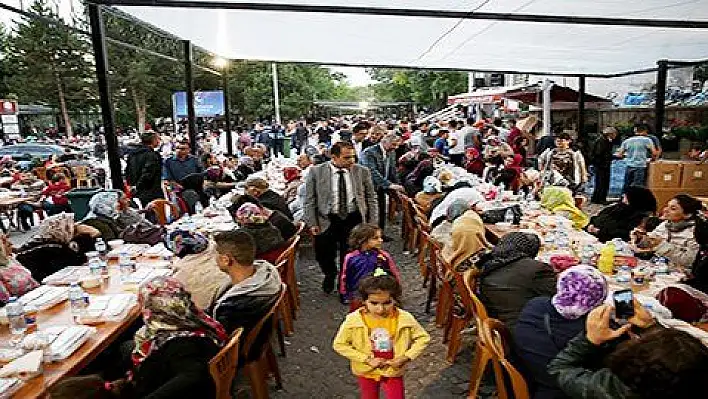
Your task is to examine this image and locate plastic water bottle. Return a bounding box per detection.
[95,238,107,256]
[68,283,86,319]
[6,297,27,335]
[194,201,204,215]
[504,208,515,224]
[654,257,670,274]
[88,257,102,277]
[209,196,217,210]
[119,250,133,280]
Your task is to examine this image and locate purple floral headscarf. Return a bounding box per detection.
[551,265,608,319]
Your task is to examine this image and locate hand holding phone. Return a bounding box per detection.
[613,289,635,320]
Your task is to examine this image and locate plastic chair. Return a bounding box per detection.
[146,199,180,225]
[209,328,244,399]
[241,288,285,398]
[71,165,93,188]
[33,167,47,182]
[414,215,432,284]
[48,166,72,185]
[479,318,530,399]
[432,246,454,330]
[463,270,493,398]
[418,224,441,315]
[395,191,416,252]
[276,235,301,316]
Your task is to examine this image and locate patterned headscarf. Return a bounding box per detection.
[423,176,442,194]
[85,191,120,220]
[552,265,608,319]
[481,232,541,276]
[36,213,75,245]
[283,167,300,183]
[239,156,255,168]
[446,199,471,222]
[235,202,267,225]
[165,229,209,258]
[132,276,227,366]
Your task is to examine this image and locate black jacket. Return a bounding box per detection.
[269,210,297,241]
[240,224,284,256]
[587,203,649,243]
[16,238,90,282]
[547,333,635,399]
[513,297,586,399]
[132,337,218,399]
[591,136,613,168]
[259,190,293,220]
[686,249,708,294]
[479,257,556,329]
[81,216,121,241]
[125,145,163,204]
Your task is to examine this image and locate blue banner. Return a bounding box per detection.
[172,91,225,118]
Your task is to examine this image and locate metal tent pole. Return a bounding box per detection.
[272,63,281,125]
[542,78,552,137]
[223,69,233,155]
[88,4,123,190]
[183,40,198,154]
[577,75,586,139]
[655,60,668,138]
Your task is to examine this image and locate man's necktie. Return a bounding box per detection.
[337,169,348,219]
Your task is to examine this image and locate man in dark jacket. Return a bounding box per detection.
[212,230,282,359]
[244,177,294,220]
[125,132,164,207]
[360,133,404,237]
[590,127,617,204]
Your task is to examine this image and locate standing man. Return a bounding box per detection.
[351,123,370,158]
[617,124,659,192]
[590,127,617,204]
[316,120,334,145]
[303,141,378,293]
[360,133,403,239]
[125,132,163,207]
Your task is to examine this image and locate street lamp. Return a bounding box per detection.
[213,56,232,155]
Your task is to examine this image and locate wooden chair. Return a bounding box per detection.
[479,318,530,399]
[275,235,301,317]
[414,215,432,284]
[463,270,494,398]
[396,191,416,253]
[418,224,441,315]
[432,246,454,330]
[210,328,244,399]
[71,165,93,188]
[241,289,286,399]
[443,268,481,363]
[32,167,47,182]
[48,166,72,185]
[145,199,180,225]
[271,279,293,357]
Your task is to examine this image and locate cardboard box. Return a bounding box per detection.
[651,187,708,210]
[681,162,708,189]
[648,161,683,189]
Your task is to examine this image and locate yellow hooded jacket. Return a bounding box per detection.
[332,308,431,379]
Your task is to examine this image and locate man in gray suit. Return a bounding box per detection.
[360,133,404,239]
[303,141,378,293]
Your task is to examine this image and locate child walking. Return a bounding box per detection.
[333,271,431,399]
[340,223,401,311]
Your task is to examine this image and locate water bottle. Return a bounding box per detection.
[209,196,217,210]
[194,201,204,215]
[68,283,86,319]
[95,238,107,256]
[88,257,102,277]
[119,250,133,280]
[6,297,27,335]
[504,209,515,224]
[654,256,670,274]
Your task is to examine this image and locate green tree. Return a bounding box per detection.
[368,68,467,109]
[0,23,13,98]
[6,0,95,136]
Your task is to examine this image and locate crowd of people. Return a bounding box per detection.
[2,112,708,399]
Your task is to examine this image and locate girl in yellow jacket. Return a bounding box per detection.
[333,270,430,399]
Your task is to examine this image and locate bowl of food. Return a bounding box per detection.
[107,239,124,250]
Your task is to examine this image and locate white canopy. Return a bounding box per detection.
[111,0,708,76]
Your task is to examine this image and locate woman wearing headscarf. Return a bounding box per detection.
[514,265,608,399]
[431,199,470,249]
[81,191,122,241]
[282,166,302,204]
[404,155,434,196]
[0,233,39,305]
[540,186,589,229]
[169,231,231,310]
[632,194,703,270]
[586,186,657,242]
[429,185,485,228]
[442,209,490,271]
[15,213,100,282]
[233,155,256,181]
[414,176,443,214]
[235,202,286,264]
[128,276,227,397]
[477,232,556,329]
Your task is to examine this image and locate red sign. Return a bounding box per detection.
[0,100,18,115]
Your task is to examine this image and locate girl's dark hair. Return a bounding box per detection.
[694,216,708,249]
[358,274,402,303]
[608,327,708,399]
[348,223,381,250]
[673,194,703,217]
[50,375,133,399]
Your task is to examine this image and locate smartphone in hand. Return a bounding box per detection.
[613,289,635,320]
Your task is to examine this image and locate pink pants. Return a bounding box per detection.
[357,376,405,399]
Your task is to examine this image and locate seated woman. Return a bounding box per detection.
[429,185,484,227]
[404,154,433,196]
[282,166,302,205]
[245,177,294,220]
[231,194,297,241]
[233,155,256,181]
[40,173,71,216]
[442,209,490,271]
[514,265,608,399]
[414,176,443,215]
[15,213,100,282]
[586,186,657,242]
[632,194,702,269]
[81,191,122,241]
[235,202,286,264]
[167,230,230,310]
[477,232,556,329]
[115,191,153,230]
[431,199,470,249]
[50,276,228,399]
[548,304,708,399]
[540,186,589,229]
[684,217,708,294]
[0,233,39,305]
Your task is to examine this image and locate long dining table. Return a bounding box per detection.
[0,261,167,398]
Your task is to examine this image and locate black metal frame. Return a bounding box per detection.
[183,40,198,154]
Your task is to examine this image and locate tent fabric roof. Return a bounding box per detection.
[505,84,612,105]
[111,0,708,76]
